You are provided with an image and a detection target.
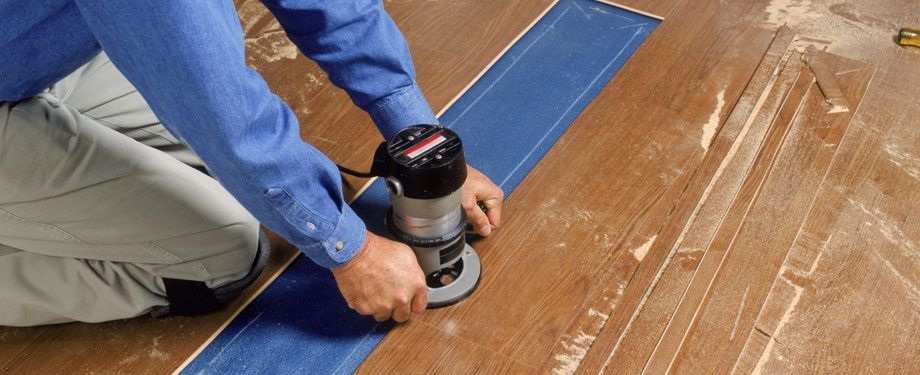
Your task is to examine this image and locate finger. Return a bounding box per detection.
[482,197,502,229]
[392,303,412,323]
[372,311,391,322]
[464,198,491,236]
[354,305,372,316]
[411,285,428,314]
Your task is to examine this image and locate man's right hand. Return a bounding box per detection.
[331,231,428,322]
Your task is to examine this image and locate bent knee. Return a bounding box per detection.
[153,215,260,283]
[200,219,262,288]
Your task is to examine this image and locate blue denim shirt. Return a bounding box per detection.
[0,0,438,268]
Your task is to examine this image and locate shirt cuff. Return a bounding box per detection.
[366,84,438,140]
[318,204,367,269]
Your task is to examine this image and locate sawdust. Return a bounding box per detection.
[631,235,657,262]
[593,232,614,250]
[761,0,898,60]
[535,197,596,231]
[117,353,141,366]
[588,308,609,320]
[148,336,170,361]
[238,1,299,64]
[884,143,920,180]
[552,331,597,375]
[551,280,628,374]
[701,89,726,151]
[763,0,823,29]
[848,198,917,253]
[730,286,751,340]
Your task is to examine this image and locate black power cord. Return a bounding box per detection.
[336,164,376,178]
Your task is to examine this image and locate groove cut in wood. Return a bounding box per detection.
[573,24,793,374]
[584,26,803,375]
[668,50,874,375]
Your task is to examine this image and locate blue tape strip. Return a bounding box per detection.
[184,1,657,373]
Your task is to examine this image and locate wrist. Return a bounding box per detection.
[332,230,374,275]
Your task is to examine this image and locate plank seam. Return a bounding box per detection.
[732,64,877,375]
[589,26,795,374]
[661,71,815,374]
[636,32,799,373]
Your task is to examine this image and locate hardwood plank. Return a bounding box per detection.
[736,38,920,375]
[804,45,850,113]
[668,52,875,374]
[582,26,802,375]
[641,55,819,374]
[359,320,534,374]
[735,0,920,370]
[0,1,554,373]
[579,1,917,373]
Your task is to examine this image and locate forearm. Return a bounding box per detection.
[75,0,365,268]
[260,0,438,138]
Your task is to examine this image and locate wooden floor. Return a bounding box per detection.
[1,0,917,374]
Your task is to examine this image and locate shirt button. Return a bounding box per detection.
[306,222,316,230]
[335,241,345,251]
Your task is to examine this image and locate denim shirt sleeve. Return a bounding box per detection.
[259,0,438,139]
[72,0,435,268]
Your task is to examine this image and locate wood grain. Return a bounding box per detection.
[584,26,803,375]
[0,1,553,373]
[3,0,918,373]
[668,52,874,374]
[356,320,535,374]
[363,1,786,373]
[805,45,850,113]
[364,0,919,373]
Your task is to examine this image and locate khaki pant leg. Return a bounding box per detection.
[0,55,259,326]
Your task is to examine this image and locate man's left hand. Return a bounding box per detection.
[462,165,504,236]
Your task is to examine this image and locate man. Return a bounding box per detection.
[0,0,504,326]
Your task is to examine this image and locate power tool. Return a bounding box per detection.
[340,124,482,308]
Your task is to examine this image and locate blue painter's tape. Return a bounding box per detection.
[184,1,657,373]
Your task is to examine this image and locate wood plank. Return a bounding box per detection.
[581,26,802,375]
[642,55,819,373]
[668,52,875,374]
[0,1,554,373]
[736,21,920,374]
[358,320,534,374]
[804,45,850,113]
[578,1,917,373]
